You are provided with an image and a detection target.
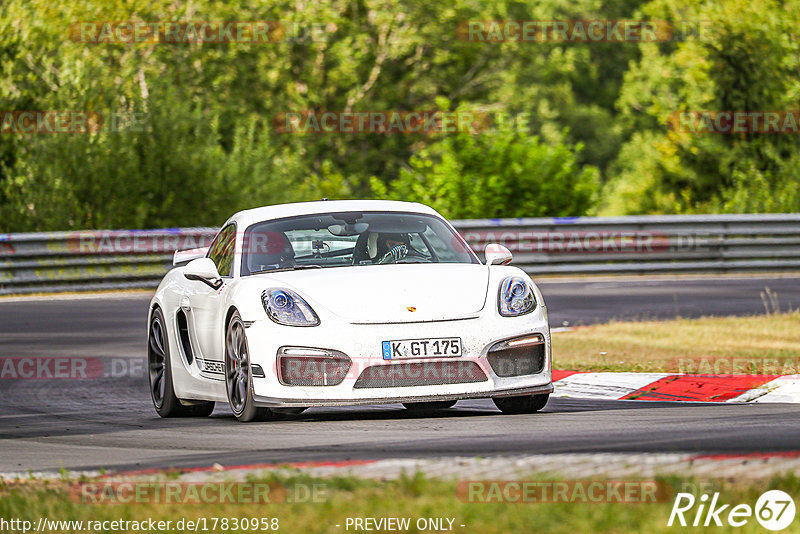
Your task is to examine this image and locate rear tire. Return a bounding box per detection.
[225,311,273,423]
[148,307,215,417]
[493,394,549,414]
[402,400,457,413]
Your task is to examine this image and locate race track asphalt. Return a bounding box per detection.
[1,275,799,474]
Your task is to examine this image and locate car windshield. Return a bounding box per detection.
[240,211,479,275]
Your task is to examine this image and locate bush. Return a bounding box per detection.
[372,121,599,219]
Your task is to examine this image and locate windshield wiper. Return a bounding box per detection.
[250,265,322,274]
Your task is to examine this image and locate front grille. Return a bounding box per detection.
[486,337,545,377]
[353,361,487,388]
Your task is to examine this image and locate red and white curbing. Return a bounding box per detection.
[9,453,800,482]
[552,370,800,403]
[80,453,800,482]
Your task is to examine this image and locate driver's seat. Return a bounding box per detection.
[352,232,379,264]
[245,233,295,273]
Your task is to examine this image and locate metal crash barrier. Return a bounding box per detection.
[1,214,799,295]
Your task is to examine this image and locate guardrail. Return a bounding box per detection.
[1,214,798,295]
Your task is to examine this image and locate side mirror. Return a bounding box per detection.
[173,247,209,266]
[485,243,513,266]
[183,257,223,289]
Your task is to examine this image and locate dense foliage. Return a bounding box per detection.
[0,0,798,231]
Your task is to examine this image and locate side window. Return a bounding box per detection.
[207,224,236,277]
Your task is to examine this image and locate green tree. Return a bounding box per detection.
[601,0,800,214]
[372,117,598,218]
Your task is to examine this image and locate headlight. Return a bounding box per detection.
[498,276,536,317]
[262,288,320,326]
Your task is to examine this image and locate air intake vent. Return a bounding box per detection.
[278,347,351,386]
[176,310,194,365]
[353,361,487,388]
[486,335,545,377]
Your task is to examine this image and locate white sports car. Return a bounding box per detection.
[147,200,552,422]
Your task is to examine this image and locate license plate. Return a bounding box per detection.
[381,338,462,360]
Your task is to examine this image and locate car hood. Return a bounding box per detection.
[257,263,490,323]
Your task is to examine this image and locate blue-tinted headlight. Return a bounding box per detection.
[498,276,536,317]
[262,288,320,326]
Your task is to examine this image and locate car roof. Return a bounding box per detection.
[225,199,442,229]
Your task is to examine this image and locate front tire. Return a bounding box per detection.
[225,311,273,423]
[148,307,215,418]
[493,394,549,414]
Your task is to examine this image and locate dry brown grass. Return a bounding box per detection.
[552,311,800,373]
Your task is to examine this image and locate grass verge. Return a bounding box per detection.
[552,311,800,373]
[2,473,799,533]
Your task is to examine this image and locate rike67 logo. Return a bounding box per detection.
[669,490,796,530]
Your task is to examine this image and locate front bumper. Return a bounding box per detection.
[245,310,552,408]
[254,383,554,408]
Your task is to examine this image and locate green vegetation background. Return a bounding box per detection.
[1,0,798,231]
